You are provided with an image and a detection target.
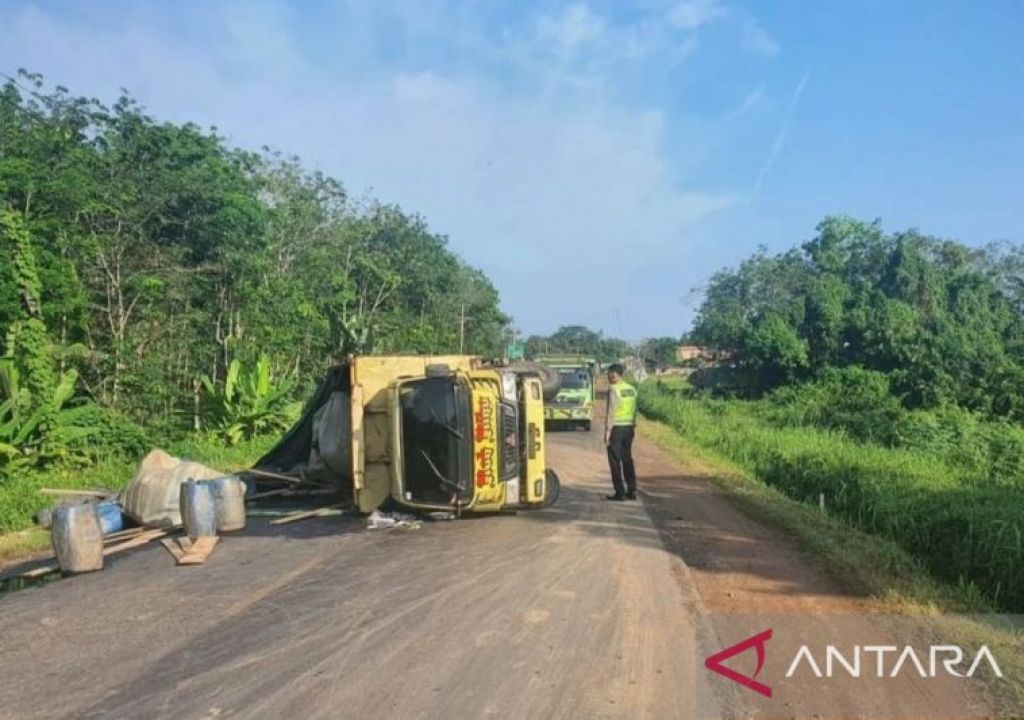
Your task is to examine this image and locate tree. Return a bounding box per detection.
[690,215,1024,419]
[638,337,681,369]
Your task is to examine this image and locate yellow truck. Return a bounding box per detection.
[535,355,597,431]
[255,356,560,514]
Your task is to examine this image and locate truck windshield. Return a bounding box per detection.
[400,377,471,503]
[557,370,590,389]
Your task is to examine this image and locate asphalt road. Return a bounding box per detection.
[0,429,716,719]
[0,422,1000,719]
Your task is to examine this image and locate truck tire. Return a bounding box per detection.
[542,469,561,508]
[508,361,562,400]
[425,363,452,378]
[582,420,591,432]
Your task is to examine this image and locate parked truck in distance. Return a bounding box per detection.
[255,356,561,514]
[534,355,597,431]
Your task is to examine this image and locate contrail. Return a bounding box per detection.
[749,69,810,202]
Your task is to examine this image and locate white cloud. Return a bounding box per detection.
[537,3,605,53]
[666,0,727,31]
[741,17,780,57]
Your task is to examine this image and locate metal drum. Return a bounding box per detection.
[51,504,104,573]
[211,476,246,532]
[179,479,218,540]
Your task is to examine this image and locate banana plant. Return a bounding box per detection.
[0,359,95,469]
[200,355,301,445]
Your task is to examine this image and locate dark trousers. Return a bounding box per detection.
[607,425,637,496]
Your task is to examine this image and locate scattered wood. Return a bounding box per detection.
[160,537,185,563]
[39,488,110,498]
[268,504,345,526]
[179,537,218,564]
[103,528,167,556]
[161,535,219,565]
[247,487,339,502]
[242,468,303,483]
[19,563,59,579]
[102,527,149,544]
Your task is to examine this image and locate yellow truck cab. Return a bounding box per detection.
[256,355,559,514]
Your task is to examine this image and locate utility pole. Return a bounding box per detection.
[459,302,466,354]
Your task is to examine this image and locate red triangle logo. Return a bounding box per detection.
[704,628,773,698]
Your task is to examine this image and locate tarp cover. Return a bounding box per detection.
[119,449,224,528]
[255,364,352,488]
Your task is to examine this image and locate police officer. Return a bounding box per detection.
[604,363,637,501]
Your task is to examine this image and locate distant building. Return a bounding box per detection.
[676,345,710,362]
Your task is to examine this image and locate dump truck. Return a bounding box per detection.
[535,355,597,431]
[255,356,561,514]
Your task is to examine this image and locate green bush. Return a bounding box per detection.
[640,382,1024,611]
[200,355,301,445]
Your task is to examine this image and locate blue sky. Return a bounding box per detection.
[3,0,1022,341]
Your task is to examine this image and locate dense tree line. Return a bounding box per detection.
[691,216,1024,419]
[525,325,629,364]
[0,71,507,466]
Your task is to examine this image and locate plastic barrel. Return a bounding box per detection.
[51,504,104,574]
[211,476,246,532]
[180,479,218,540]
[94,500,126,535]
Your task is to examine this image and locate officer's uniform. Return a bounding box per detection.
[605,380,637,498]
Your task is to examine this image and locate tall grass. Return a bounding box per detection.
[640,382,1024,612]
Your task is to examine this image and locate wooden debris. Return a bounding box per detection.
[39,488,110,498]
[103,528,167,556]
[161,535,219,565]
[18,563,59,579]
[242,468,303,483]
[102,527,149,544]
[160,537,185,562]
[268,504,345,526]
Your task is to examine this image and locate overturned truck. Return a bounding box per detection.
[255,356,562,514]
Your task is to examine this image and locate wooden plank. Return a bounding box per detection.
[268,504,345,526]
[102,529,167,556]
[102,527,148,544]
[39,488,110,497]
[242,468,303,483]
[19,563,59,579]
[177,536,219,565]
[160,537,185,562]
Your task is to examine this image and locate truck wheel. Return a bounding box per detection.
[425,363,452,378]
[542,469,561,508]
[582,421,591,432]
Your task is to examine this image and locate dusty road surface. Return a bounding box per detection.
[0,413,999,719]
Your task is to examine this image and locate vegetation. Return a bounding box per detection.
[0,70,509,532]
[525,325,629,363]
[692,216,1024,417]
[200,355,300,445]
[636,336,682,369]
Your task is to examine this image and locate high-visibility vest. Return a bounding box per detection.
[610,381,637,425]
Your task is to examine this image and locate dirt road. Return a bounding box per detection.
[0,422,998,719]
